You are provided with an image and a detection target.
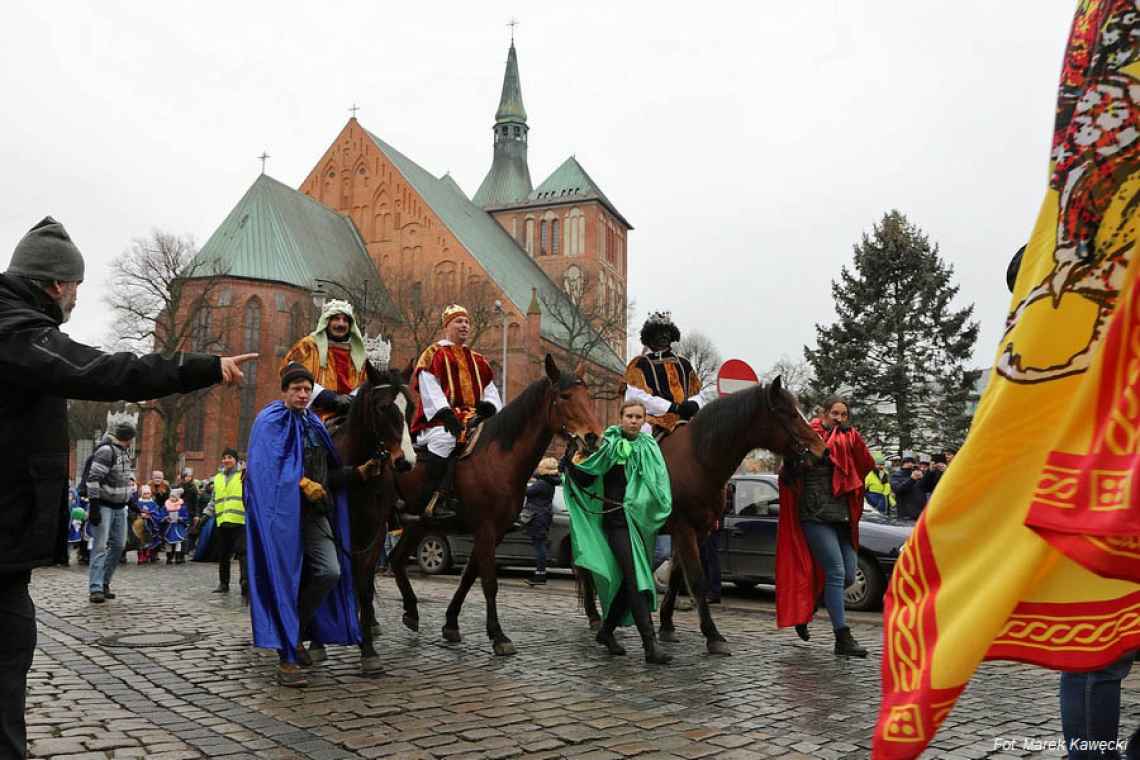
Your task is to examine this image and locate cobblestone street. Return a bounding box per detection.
[22,561,1140,759]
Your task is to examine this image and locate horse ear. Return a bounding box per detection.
[544,354,560,383]
[574,361,586,379]
[364,360,382,385]
[767,375,783,400]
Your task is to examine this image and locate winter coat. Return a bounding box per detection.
[0,273,221,578]
[890,468,927,520]
[523,474,558,540]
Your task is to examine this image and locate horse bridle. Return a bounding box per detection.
[550,378,598,452]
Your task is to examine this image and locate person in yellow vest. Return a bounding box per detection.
[863,451,895,515]
[209,448,246,595]
[280,299,367,421]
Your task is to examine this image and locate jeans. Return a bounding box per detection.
[800,520,856,631]
[531,535,548,573]
[88,506,127,593]
[1060,650,1137,759]
[654,535,672,571]
[0,579,35,759]
[295,513,341,650]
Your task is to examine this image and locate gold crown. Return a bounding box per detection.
[442,304,469,327]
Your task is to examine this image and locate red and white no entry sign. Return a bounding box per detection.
[716,358,759,397]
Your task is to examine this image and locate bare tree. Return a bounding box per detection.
[676,331,722,394]
[310,257,398,338]
[538,267,631,399]
[104,230,231,476]
[762,354,820,413]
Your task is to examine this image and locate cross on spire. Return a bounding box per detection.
[349,103,360,119]
[507,18,519,44]
[258,151,270,174]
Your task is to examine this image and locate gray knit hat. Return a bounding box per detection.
[113,421,136,441]
[7,217,85,282]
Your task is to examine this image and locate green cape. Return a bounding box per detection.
[563,426,672,625]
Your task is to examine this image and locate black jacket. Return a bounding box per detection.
[890,468,928,521]
[0,274,222,577]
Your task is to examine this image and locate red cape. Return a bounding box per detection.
[775,420,875,628]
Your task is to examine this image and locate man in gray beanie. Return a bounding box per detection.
[0,217,257,759]
[85,422,138,605]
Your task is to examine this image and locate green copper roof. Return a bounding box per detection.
[495,43,527,124]
[187,174,386,299]
[472,148,533,208]
[531,156,632,229]
[362,128,623,373]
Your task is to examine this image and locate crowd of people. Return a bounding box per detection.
[862,447,956,521]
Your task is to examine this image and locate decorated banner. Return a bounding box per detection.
[874,2,1140,757]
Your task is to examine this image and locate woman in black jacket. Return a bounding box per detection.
[523,457,560,586]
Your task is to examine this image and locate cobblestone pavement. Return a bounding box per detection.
[23,561,1140,759]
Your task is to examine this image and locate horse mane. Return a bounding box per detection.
[339,367,407,443]
[687,383,767,468]
[477,372,573,452]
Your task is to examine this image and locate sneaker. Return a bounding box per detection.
[295,644,313,668]
[212,584,229,593]
[525,572,547,587]
[89,591,105,604]
[276,663,308,688]
[103,586,116,600]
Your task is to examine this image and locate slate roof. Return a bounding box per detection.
[530,156,633,229]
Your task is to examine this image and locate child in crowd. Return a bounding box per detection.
[163,488,190,564]
[135,485,164,564]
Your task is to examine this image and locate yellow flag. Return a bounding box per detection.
[874,2,1140,757]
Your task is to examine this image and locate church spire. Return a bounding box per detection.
[473,39,533,209]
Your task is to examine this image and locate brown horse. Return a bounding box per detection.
[309,361,413,674]
[388,354,604,656]
[580,377,825,654]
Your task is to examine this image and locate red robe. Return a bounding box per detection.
[775,419,875,628]
[410,342,494,436]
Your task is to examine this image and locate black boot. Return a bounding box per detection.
[595,627,626,656]
[795,624,810,641]
[834,626,868,658]
[525,571,546,586]
[418,453,457,521]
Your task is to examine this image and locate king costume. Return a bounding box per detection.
[281,300,367,418]
[624,312,703,436]
[244,387,361,675]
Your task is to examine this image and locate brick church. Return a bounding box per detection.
[138,40,633,476]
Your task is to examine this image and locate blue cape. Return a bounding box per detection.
[245,401,360,660]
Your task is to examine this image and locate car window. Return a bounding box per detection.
[552,486,565,513]
[734,480,778,516]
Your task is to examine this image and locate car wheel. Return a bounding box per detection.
[417,534,452,575]
[733,580,758,591]
[845,554,884,612]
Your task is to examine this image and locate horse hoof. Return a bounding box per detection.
[403,614,420,632]
[588,618,602,631]
[706,639,732,656]
[442,627,462,643]
[360,656,384,675]
[659,628,678,643]
[493,641,517,657]
[370,623,382,636]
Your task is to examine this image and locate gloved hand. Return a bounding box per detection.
[475,401,497,420]
[677,400,700,420]
[435,408,463,437]
[299,477,327,504]
[87,503,103,527]
[356,458,385,481]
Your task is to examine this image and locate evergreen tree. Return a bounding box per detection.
[805,211,979,452]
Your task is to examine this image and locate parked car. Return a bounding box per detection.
[414,485,574,575]
[717,474,913,611]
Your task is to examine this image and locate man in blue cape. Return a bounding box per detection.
[245,362,383,686]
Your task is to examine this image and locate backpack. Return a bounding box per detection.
[76,443,115,499]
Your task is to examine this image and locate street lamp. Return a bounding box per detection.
[494,300,508,402]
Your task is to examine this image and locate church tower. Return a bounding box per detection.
[472,41,533,208]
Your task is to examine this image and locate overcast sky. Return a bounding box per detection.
[1,1,1076,378]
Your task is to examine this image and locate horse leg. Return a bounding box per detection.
[472,528,515,656]
[658,557,685,643]
[357,533,385,674]
[576,567,601,629]
[674,527,730,656]
[441,558,480,643]
[389,526,421,631]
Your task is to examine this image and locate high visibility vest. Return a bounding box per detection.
[865,470,895,509]
[213,471,245,527]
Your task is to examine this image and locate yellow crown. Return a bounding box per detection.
[442,304,469,327]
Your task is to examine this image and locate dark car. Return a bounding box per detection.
[717,474,913,611]
[414,486,574,575]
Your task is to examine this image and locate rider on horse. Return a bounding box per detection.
[409,304,502,520]
[624,311,703,438]
[280,299,367,421]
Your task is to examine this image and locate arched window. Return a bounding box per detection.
[237,298,263,447]
[525,218,535,256]
[540,220,549,256]
[289,302,306,345]
[551,219,560,255]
